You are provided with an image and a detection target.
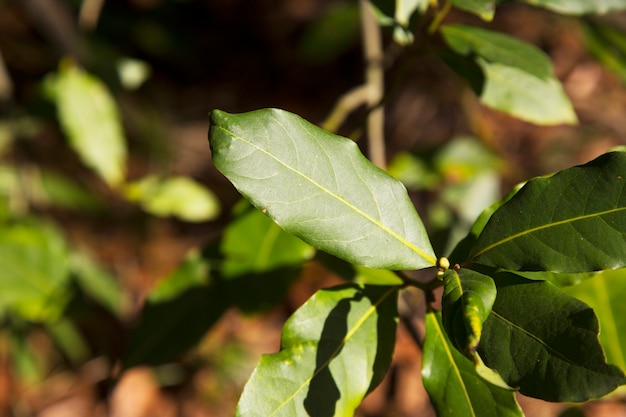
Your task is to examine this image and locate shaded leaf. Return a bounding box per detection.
[422,310,522,417]
[124,175,220,222]
[45,62,127,187]
[562,268,626,372]
[583,19,626,84]
[235,284,398,417]
[477,272,625,401]
[522,0,626,15]
[441,24,577,125]
[209,108,435,270]
[449,0,496,21]
[442,268,496,355]
[468,150,626,273]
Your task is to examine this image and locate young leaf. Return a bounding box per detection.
[521,0,626,15]
[369,0,429,44]
[449,0,495,21]
[468,150,626,273]
[45,62,127,187]
[442,268,496,355]
[562,268,626,372]
[235,284,398,417]
[477,272,625,402]
[422,310,523,417]
[209,109,436,270]
[440,24,577,125]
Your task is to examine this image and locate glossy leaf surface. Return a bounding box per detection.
[478,272,625,401]
[235,284,398,417]
[442,268,496,355]
[450,0,495,21]
[209,109,436,270]
[441,24,577,125]
[468,150,626,273]
[422,310,522,417]
[522,0,626,14]
[45,62,127,187]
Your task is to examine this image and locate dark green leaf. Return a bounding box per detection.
[423,310,523,417]
[522,0,626,15]
[468,150,626,273]
[442,268,496,355]
[235,284,398,417]
[449,0,495,21]
[477,272,625,401]
[562,268,626,372]
[209,109,436,270]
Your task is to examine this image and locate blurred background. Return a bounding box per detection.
[2,0,626,416]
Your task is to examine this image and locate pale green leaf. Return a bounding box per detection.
[422,310,523,417]
[522,0,626,15]
[46,62,127,187]
[449,0,495,21]
[209,108,436,270]
[235,284,398,417]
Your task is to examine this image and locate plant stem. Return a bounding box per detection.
[428,0,452,34]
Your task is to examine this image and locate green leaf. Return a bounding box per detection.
[369,0,429,44]
[522,0,626,15]
[124,175,220,222]
[0,219,71,322]
[442,268,496,355]
[583,19,626,84]
[220,202,314,278]
[440,24,577,125]
[70,251,125,315]
[422,310,523,417]
[235,284,398,417]
[468,150,626,273]
[562,268,626,372]
[45,62,127,187]
[449,0,495,21]
[209,108,436,270]
[477,272,625,401]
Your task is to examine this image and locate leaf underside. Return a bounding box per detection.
[209,108,435,270]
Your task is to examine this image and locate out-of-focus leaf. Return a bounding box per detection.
[220,202,314,278]
[116,57,152,90]
[478,272,625,401]
[583,19,626,84]
[387,152,439,190]
[124,175,220,222]
[298,3,360,63]
[209,108,436,270]
[422,310,523,417]
[442,268,496,355]
[562,268,626,372]
[235,284,398,417]
[441,24,577,125]
[449,0,496,21]
[70,251,126,315]
[0,219,71,322]
[353,265,404,286]
[38,169,102,212]
[370,0,429,44]
[521,0,626,15]
[468,150,626,273]
[45,62,127,187]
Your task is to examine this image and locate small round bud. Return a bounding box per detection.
[437,257,450,271]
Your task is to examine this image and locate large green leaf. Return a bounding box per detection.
[562,268,626,372]
[522,0,626,15]
[449,0,495,21]
[477,272,625,402]
[468,150,626,273]
[45,62,127,187]
[422,310,523,417]
[235,284,398,417]
[441,24,577,125]
[209,108,436,270]
[442,268,496,355]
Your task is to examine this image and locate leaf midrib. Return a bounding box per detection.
[471,206,626,261]
[215,124,436,265]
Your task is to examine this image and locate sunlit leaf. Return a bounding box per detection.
[45,62,127,187]
[441,24,577,125]
[235,284,398,417]
[124,175,220,222]
[477,272,625,401]
[522,0,626,15]
[442,268,496,355]
[422,310,522,417]
[468,150,626,273]
[449,0,495,21]
[209,108,436,270]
